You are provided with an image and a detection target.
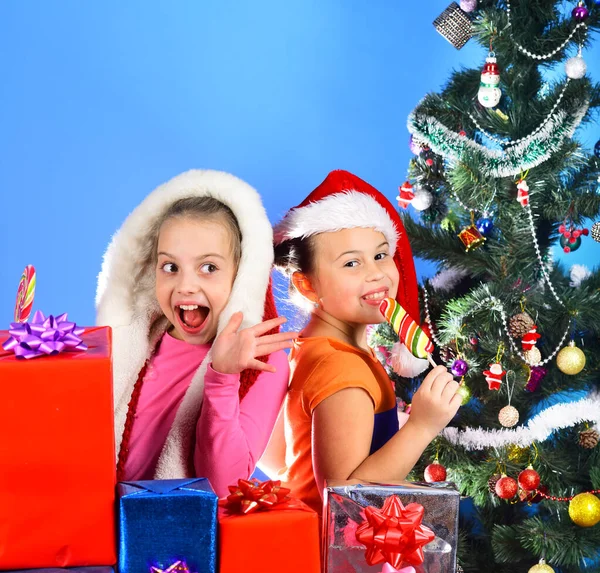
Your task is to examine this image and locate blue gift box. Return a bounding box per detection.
[118,478,218,573]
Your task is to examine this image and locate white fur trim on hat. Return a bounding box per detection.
[96,169,273,477]
[274,191,398,253]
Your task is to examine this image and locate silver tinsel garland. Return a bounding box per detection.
[407,102,589,177]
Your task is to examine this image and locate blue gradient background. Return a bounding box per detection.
[0,1,598,326]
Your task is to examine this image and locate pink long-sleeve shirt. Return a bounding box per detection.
[122,332,289,496]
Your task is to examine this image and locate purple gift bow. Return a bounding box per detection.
[2,310,87,359]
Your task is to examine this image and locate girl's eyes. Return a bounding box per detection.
[343,253,388,267]
[200,263,218,274]
[161,262,178,273]
[159,262,217,274]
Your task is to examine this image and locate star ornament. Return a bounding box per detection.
[150,560,195,573]
[355,495,435,569]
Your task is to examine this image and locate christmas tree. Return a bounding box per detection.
[371,1,600,572]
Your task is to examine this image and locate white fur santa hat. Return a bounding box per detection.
[274,169,428,377]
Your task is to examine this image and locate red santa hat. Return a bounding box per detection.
[274,169,422,326]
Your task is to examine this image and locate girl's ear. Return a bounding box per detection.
[291,272,318,305]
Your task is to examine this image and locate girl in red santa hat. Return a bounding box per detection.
[270,169,461,514]
[96,170,297,496]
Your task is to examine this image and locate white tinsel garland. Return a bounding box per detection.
[407,102,589,178]
[441,393,600,450]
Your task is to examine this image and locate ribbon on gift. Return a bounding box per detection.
[356,495,435,570]
[150,560,196,573]
[2,310,87,359]
[219,479,308,515]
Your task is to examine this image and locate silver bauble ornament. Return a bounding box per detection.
[565,55,587,79]
[411,188,433,211]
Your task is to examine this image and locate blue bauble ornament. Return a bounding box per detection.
[594,139,600,158]
[476,217,494,236]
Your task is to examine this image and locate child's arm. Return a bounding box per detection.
[194,350,289,497]
[312,365,459,488]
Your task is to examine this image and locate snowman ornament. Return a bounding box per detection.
[478,52,502,108]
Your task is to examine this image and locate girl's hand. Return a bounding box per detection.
[407,365,462,439]
[211,312,299,375]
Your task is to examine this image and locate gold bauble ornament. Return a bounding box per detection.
[528,559,555,573]
[457,383,472,405]
[568,492,600,527]
[524,347,542,365]
[499,405,519,427]
[556,341,586,375]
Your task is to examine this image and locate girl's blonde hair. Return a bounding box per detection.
[152,196,242,264]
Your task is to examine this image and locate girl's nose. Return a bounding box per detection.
[176,271,201,294]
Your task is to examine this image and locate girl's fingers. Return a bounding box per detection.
[254,340,294,356]
[431,372,455,396]
[450,392,464,409]
[256,331,300,345]
[247,358,277,373]
[420,365,449,392]
[441,379,460,403]
[220,311,244,336]
[249,316,288,336]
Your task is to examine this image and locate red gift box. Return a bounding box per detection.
[218,480,321,573]
[0,327,116,568]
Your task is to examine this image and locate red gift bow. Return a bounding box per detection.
[355,495,435,569]
[219,478,302,515]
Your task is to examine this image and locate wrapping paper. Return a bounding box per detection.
[0,327,116,568]
[218,482,320,573]
[118,478,218,573]
[323,480,459,573]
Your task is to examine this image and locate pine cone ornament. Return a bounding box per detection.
[579,428,599,449]
[488,473,502,494]
[440,345,457,363]
[509,312,535,338]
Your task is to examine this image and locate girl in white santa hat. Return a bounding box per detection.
[270,169,461,514]
[96,170,297,496]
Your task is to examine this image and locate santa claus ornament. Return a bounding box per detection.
[521,325,542,365]
[484,344,506,390]
[516,178,530,207]
[483,362,506,391]
[397,181,415,209]
[478,51,501,108]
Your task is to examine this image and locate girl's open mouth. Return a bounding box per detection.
[175,304,210,334]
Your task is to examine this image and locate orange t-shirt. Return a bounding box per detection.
[281,336,399,514]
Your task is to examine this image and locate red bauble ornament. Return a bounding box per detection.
[495,475,518,499]
[518,467,541,491]
[424,461,447,483]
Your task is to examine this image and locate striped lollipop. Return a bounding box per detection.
[14,265,36,323]
[379,297,435,363]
